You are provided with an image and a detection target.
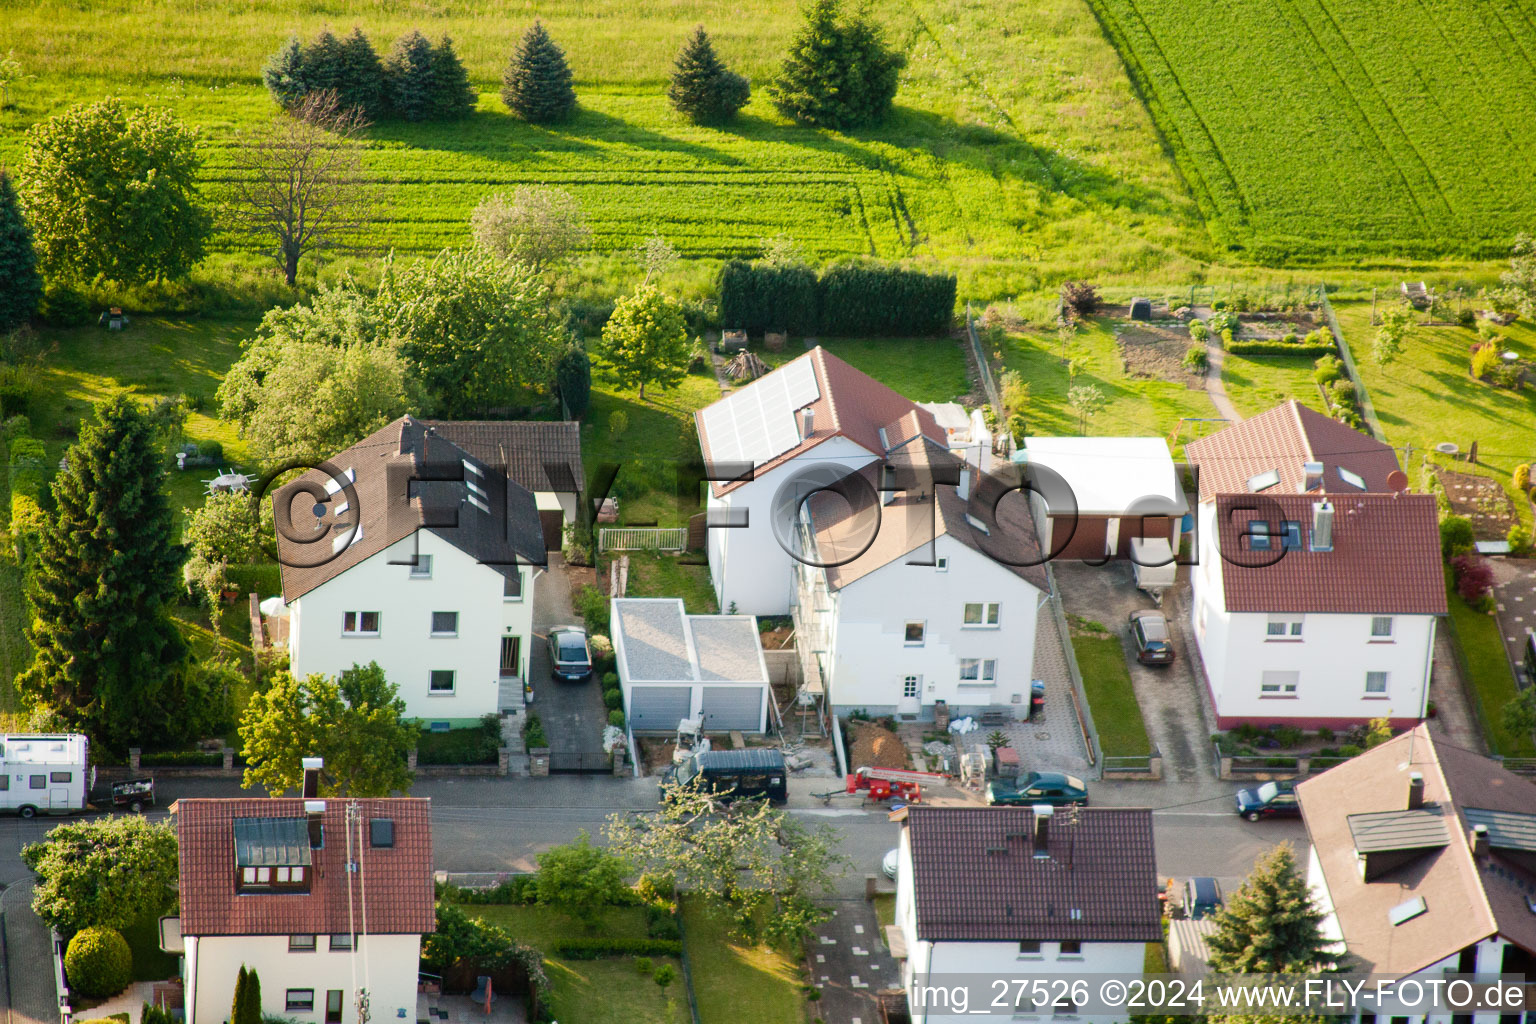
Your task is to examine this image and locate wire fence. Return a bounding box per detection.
[964,301,1005,423]
[1317,283,1386,441]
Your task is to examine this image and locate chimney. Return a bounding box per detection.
[957,466,971,503]
[1407,772,1424,810]
[798,407,815,440]
[1470,824,1489,858]
[1032,804,1054,859]
[305,799,326,849]
[1301,461,1324,492]
[1311,501,1333,551]
[301,756,323,799]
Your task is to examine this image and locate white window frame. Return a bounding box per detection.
[286,990,316,1012]
[936,556,949,572]
[1260,670,1299,696]
[1365,671,1389,696]
[1370,616,1394,639]
[504,571,524,602]
[342,611,380,636]
[1265,614,1302,639]
[409,554,432,579]
[963,602,1001,628]
[428,670,456,695]
[959,658,997,684]
[904,621,926,646]
[902,675,920,699]
[430,611,459,637]
[289,934,317,953]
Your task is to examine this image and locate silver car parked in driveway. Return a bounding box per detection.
[546,625,593,682]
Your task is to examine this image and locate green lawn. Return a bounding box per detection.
[1221,352,1328,419]
[999,319,1220,452]
[1087,0,1536,264]
[681,899,806,1024]
[467,905,688,1024]
[1068,618,1152,758]
[624,555,717,614]
[819,337,971,404]
[1442,573,1535,757]
[123,913,180,982]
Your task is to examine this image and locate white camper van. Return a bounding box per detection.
[0,734,91,817]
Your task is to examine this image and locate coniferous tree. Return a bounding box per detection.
[231,966,262,1024]
[384,30,437,122]
[769,0,905,129]
[1205,845,1339,974]
[428,35,477,120]
[500,22,576,124]
[0,168,42,331]
[262,36,308,109]
[668,26,750,124]
[230,966,248,1024]
[301,28,347,97]
[336,27,386,118]
[19,397,187,748]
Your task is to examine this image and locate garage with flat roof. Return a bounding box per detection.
[611,598,771,734]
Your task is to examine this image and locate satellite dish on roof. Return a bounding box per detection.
[1386,470,1409,493]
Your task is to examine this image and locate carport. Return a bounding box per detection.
[1018,436,1188,561]
[611,598,771,735]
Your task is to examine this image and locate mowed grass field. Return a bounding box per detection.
[0,0,1213,300]
[1086,0,1536,264]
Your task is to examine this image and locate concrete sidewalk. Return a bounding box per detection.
[2,879,61,1024]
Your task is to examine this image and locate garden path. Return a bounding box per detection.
[1205,344,1241,422]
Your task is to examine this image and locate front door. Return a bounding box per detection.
[326,990,343,1024]
[500,636,521,678]
[896,675,921,717]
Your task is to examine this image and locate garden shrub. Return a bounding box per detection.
[1313,353,1342,384]
[1509,522,1532,554]
[607,410,629,438]
[1219,328,1235,349]
[603,688,623,711]
[556,345,592,419]
[601,671,619,688]
[1060,280,1100,318]
[1207,309,1239,335]
[523,714,548,749]
[1471,343,1502,381]
[1451,554,1495,602]
[1440,515,1476,558]
[608,709,626,728]
[717,260,818,335]
[1515,464,1532,494]
[1226,338,1335,357]
[645,904,681,940]
[1188,320,1209,342]
[1338,744,1363,757]
[1182,343,1208,371]
[64,927,132,999]
[1329,378,1357,406]
[553,938,682,959]
[817,263,956,336]
[573,584,610,633]
[197,439,224,461]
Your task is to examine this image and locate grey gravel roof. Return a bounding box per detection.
[690,617,767,682]
[614,600,694,682]
[613,599,766,685]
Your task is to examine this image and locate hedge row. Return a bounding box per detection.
[553,938,682,959]
[1225,339,1335,357]
[140,750,222,767]
[718,260,956,337]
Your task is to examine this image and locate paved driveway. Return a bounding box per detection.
[1490,557,1536,686]
[528,556,609,766]
[809,897,901,1024]
[1052,560,1217,784]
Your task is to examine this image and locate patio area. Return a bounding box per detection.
[418,986,528,1024]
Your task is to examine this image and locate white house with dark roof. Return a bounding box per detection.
[276,416,546,726]
[1296,727,1536,1024]
[792,437,1048,721]
[423,420,584,550]
[611,597,771,733]
[695,347,955,616]
[169,762,434,1024]
[895,805,1162,1024]
[1183,401,1445,729]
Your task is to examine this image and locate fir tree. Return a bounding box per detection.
[302,28,347,97]
[769,0,905,130]
[500,21,576,124]
[230,966,248,1024]
[231,966,262,1024]
[0,168,42,331]
[384,30,438,122]
[668,26,750,124]
[262,36,308,109]
[18,397,187,749]
[428,35,477,120]
[336,27,385,118]
[1205,845,1339,974]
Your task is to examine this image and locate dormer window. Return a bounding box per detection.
[234,817,313,893]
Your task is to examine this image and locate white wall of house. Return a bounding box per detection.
[289,531,534,724]
[185,932,422,1024]
[707,436,879,616]
[1190,504,1434,728]
[896,830,1143,1024]
[535,489,578,523]
[824,534,1041,719]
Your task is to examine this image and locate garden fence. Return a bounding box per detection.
[964,301,1006,425]
[597,527,687,553]
[1044,562,1101,771]
[1317,284,1386,441]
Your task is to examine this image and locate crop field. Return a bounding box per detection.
[1087,0,1536,264]
[0,0,1215,300]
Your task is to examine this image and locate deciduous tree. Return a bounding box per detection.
[534,830,632,927]
[668,27,750,124]
[1504,687,1536,742]
[769,0,904,130]
[469,186,591,274]
[0,168,41,331]
[184,491,263,565]
[238,662,415,797]
[597,285,691,400]
[1373,301,1413,366]
[1067,382,1106,434]
[1499,232,1536,320]
[0,50,32,109]
[21,816,179,933]
[1205,844,1337,974]
[18,99,210,285]
[226,89,373,286]
[501,22,577,123]
[19,397,188,747]
[605,783,846,947]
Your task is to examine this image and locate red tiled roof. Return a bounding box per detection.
[906,806,1162,943]
[1185,400,1402,497]
[176,798,434,937]
[1214,493,1445,614]
[697,347,946,497]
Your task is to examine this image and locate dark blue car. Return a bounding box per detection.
[1234,780,1299,821]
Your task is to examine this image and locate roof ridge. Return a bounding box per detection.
[809,346,843,434]
[1288,399,1315,463]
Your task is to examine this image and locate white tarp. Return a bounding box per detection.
[1131,536,1177,590]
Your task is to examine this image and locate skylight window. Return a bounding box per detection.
[462,458,483,478]
[1388,896,1427,926]
[1246,469,1281,492]
[1338,467,1366,490]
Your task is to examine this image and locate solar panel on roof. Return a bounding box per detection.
[699,358,819,466]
